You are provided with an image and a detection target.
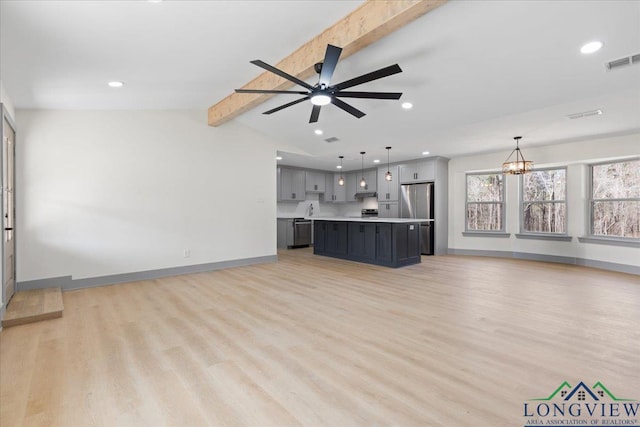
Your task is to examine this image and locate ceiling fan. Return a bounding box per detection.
[235,44,403,123]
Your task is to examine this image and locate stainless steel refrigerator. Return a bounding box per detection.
[399,183,434,255]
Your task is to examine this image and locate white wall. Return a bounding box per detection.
[448,132,640,269]
[0,80,16,119]
[17,109,281,281]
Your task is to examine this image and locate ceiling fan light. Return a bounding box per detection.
[310,94,331,106]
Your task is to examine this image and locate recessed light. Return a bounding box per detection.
[276,156,283,160]
[373,159,380,163]
[336,165,342,169]
[581,41,603,54]
[422,151,430,156]
[314,129,323,135]
[108,81,124,88]
[402,102,413,110]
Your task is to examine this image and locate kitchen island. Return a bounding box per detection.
[309,217,433,268]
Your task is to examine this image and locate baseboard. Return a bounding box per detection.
[17,255,278,292]
[447,248,639,275]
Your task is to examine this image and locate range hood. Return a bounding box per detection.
[354,191,377,199]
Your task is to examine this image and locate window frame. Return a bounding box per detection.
[588,158,640,242]
[518,166,568,237]
[464,171,507,234]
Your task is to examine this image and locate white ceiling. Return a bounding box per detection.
[2,0,639,172]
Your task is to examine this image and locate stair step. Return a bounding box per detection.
[2,288,63,328]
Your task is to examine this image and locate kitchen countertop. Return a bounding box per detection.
[306,217,434,223]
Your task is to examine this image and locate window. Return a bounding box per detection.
[521,168,567,234]
[590,159,640,239]
[466,173,504,231]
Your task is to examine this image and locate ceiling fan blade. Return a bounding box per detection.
[309,105,321,123]
[331,97,365,119]
[263,96,310,115]
[250,60,314,90]
[235,89,309,95]
[318,44,342,88]
[331,64,403,91]
[334,91,403,99]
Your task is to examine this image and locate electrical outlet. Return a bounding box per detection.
[183,249,191,258]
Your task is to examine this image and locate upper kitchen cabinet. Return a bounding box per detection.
[324,173,347,203]
[350,169,377,196]
[377,165,399,202]
[324,174,336,202]
[399,160,435,183]
[278,167,306,201]
[305,171,326,193]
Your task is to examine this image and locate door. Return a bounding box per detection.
[2,112,16,305]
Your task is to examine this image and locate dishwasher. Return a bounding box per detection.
[286,218,311,248]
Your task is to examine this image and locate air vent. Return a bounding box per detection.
[567,109,603,120]
[606,53,640,70]
[324,137,339,143]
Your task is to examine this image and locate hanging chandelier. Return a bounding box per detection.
[502,136,533,175]
[359,152,367,187]
[338,156,345,186]
[385,146,392,181]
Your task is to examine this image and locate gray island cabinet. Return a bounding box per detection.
[312,218,427,267]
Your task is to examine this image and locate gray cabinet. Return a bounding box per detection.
[334,174,347,202]
[399,160,435,183]
[348,222,376,261]
[326,222,348,255]
[346,172,358,200]
[395,223,421,265]
[313,219,421,267]
[313,221,326,252]
[377,165,399,202]
[279,168,306,201]
[350,169,377,196]
[375,223,393,263]
[325,173,348,203]
[305,171,326,193]
[378,201,399,218]
[324,174,335,202]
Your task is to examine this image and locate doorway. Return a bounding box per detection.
[1,105,16,308]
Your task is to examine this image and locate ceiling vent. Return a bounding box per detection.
[605,53,640,71]
[567,109,603,120]
[324,137,339,143]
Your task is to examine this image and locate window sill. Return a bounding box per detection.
[462,231,510,238]
[577,236,640,248]
[515,233,573,242]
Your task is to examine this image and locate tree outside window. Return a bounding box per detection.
[591,159,640,238]
[466,173,504,231]
[521,168,567,234]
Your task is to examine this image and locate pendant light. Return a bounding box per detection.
[338,156,345,186]
[385,146,393,181]
[502,136,533,175]
[359,152,367,188]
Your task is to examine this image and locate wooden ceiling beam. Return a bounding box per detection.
[207,0,447,126]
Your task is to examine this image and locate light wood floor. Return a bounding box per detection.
[2,288,63,328]
[1,249,639,426]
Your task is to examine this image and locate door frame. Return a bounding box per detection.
[0,103,17,321]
